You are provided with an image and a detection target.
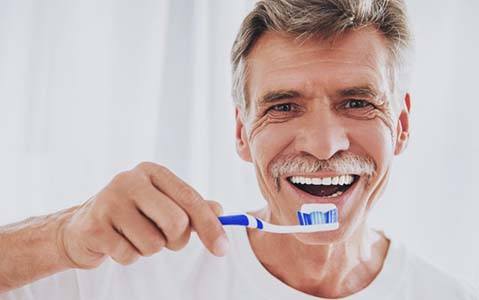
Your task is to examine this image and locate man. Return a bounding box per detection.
[1,0,477,299]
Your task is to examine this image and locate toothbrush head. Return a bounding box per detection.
[297,203,338,226]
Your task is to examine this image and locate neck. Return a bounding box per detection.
[247,208,389,298]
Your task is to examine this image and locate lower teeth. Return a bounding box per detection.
[325,191,343,198]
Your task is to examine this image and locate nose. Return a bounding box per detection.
[294,108,350,160]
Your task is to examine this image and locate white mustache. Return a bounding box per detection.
[270,152,376,180]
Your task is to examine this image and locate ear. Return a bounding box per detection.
[235,107,252,162]
[394,93,411,155]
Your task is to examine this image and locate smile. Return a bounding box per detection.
[287,175,359,198]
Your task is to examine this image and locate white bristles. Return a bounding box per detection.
[300,203,336,213]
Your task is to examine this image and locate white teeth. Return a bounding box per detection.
[322,177,332,185]
[326,190,343,198]
[343,175,354,185]
[289,175,356,186]
[332,176,339,185]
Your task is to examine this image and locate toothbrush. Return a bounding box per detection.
[218,203,339,233]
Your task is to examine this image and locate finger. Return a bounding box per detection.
[189,201,222,232]
[165,226,191,251]
[206,200,223,216]
[133,184,191,251]
[190,201,223,234]
[136,163,229,256]
[111,204,166,257]
[99,227,141,265]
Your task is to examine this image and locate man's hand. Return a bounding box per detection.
[0,161,227,292]
[58,162,229,269]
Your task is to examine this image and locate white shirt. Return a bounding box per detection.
[3,227,477,300]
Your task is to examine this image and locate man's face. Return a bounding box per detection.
[235,27,410,244]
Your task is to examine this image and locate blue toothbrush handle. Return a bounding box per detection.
[218,214,264,229]
[218,214,250,226]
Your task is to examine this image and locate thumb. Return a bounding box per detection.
[205,200,224,216]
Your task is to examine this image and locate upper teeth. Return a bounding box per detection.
[289,175,355,185]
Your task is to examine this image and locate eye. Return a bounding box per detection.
[269,103,293,112]
[344,99,374,109]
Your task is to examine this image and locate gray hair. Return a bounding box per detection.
[231,0,413,112]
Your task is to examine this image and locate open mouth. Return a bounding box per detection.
[287,174,359,198]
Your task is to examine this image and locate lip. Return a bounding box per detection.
[283,174,361,207]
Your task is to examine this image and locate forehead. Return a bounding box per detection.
[246,27,391,105]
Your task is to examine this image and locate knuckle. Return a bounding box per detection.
[108,173,148,205]
[109,172,141,200]
[136,161,158,172]
[150,165,174,184]
[161,224,181,242]
[111,171,132,186]
[167,230,191,252]
[162,212,189,239]
[170,213,190,233]
[136,161,151,170]
[152,164,168,175]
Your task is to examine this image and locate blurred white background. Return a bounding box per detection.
[1,0,478,289]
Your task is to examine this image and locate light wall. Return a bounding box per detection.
[0,0,477,288]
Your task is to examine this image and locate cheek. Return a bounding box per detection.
[249,121,296,173]
[248,113,297,171]
[370,107,396,142]
[339,97,396,142]
[340,120,394,233]
[347,117,394,172]
[247,120,299,216]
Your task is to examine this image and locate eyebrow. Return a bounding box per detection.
[259,90,302,105]
[338,86,378,98]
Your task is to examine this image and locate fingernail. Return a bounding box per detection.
[213,235,230,256]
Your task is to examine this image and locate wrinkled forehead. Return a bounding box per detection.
[245,28,392,108]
